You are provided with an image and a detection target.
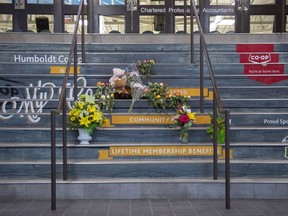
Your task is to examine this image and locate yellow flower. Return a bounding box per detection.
[92,111,102,122]
[69,109,80,117]
[77,101,84,109]
[156,95,161,99]
[87,105,96,113]
[187,112,196,121]
[79,116,91,128]
[70,116,76,122]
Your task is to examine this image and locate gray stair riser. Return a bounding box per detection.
[0,162,287,179]
[0,145,286,160]
[1,112,288,128]
[2,52,288,64]
[2,112,288,129]
[2,63,288,77]
[0,128,287,143]
[1,181,288,199]
[231,114,288,127]
[1,43,288,52]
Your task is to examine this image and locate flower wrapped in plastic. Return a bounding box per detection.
[125,63,143,87]
[128,82,147,113]
[124,64,147,112]
[174,106,196,143]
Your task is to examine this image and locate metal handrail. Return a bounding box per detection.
[190,0,231,209]
[51,0,86,210]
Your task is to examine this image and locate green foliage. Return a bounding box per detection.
[94,82,115,114]
[145,82,169,112]
[168,92,191,111]
[207,111,225,144]
[137,60,155,79]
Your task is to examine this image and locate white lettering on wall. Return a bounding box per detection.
[13,54,82,64]
[139,7,233,14]
[0,77,93,123]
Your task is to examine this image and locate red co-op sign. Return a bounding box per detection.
[237,44,286,84]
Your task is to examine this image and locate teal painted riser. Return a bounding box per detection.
[1,162,287,179]
[0,145,286,160]
[0,128,287,143]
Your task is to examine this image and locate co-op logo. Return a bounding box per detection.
[248,53,271,66]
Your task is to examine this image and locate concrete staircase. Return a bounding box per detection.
[0,33,288,200]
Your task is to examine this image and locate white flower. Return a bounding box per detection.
[182,106,191,113]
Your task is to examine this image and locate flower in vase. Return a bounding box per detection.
[174,106,196,143]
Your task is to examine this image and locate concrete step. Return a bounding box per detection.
[0,142,286,160]
[1,42,288,53]
[0,158,287,179]
[0,177,287,199]
[0,126,287,143]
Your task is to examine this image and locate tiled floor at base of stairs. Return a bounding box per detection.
[0,199,287,216]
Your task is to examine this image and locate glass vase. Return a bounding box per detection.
[180,127,189,144]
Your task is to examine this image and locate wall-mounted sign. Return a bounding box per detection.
[237,44,287,84]
[139,6,234,15]
[168,87,209,97]
[50,66,80,74]
[98,145,232,160]
[111,114,210,125]
[127,0,137,11]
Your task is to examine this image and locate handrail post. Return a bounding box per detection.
[184,0,187,33]
[62,94,68,181]
[51,111,56,210]
[225,110,231,209]
[74,41,78,101]
[190,0,194,63]
[81,0,86,63]
[213,92,218,180]
[199,1,204,113]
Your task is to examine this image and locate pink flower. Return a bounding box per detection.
[179,114,190,123]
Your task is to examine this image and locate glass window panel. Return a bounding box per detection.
[140,15,155,33]
[99,0,125,5]
[250,15,274,33]
[209,15,235,33]
[210,0,233,5]
[27,14,53,33]
[139,0,165,5]
[250,0,275,5]
[175,15,198,33]
[286,16,288,32]
[174,0,190,6]
[0,0,12,3]
[64,0,87,5]
[27,0,53,4]
[99,15,125,34]
[0,14,12,32]
[64,15,87,33]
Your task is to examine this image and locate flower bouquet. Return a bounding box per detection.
[168,91,191,111]
[125,64,147,112]
[145,82,169,112]
[174,106,196,143]
[94,81,115,114]
[137,59,155,79]
[68,94,106,135]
